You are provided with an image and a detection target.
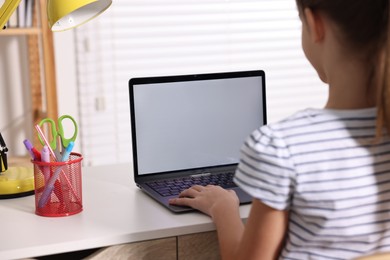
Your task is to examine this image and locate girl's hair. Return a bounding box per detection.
[295,0,390,137]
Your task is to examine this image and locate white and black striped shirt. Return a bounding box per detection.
[234,108,390,260]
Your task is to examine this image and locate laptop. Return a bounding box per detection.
[128,70,267,213]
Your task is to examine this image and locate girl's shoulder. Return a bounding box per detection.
[263,107,377,137]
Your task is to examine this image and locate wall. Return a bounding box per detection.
[53,31,81,151]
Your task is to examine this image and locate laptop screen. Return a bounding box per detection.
[129,70,266,176]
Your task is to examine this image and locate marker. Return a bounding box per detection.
[32,148,41,161]
[23,139,35,160]
[41,146,50,182]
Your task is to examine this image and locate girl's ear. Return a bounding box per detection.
[304,8,325,43]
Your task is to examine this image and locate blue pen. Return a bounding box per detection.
[38,142,74,208]
[60,141,74,163]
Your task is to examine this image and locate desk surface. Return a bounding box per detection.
[0,164,250,259]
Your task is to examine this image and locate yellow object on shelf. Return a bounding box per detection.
[0,166,34,199]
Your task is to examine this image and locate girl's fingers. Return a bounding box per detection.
[169,197,194,207]
[178,185,205,198]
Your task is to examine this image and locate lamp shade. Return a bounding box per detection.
[47,0,112,32]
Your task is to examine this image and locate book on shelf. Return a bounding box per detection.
[7,10,18,28]
[17,0,25,27]
[25,0,34,27]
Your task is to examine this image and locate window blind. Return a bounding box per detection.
[74,0,327,166]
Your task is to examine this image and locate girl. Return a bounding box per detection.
[169,0,390,259]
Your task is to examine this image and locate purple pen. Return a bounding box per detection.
[23,139,35,160]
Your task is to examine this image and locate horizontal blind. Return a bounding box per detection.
[75,0,327,166]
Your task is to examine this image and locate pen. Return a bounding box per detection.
[38,142,75,208]
[60,142,74,162]
[23,139,35,160]
[23,139,42,161]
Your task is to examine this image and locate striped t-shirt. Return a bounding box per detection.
[234,107,390,260]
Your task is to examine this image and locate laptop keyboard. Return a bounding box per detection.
[146,172,237,197]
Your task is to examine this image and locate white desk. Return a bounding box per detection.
[0,164,250,260]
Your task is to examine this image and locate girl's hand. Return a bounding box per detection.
[169,185,240,218]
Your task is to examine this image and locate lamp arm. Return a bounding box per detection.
[0,0,22,29]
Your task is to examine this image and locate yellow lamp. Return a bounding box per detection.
[0,0,112,31]
[47,0,112,32]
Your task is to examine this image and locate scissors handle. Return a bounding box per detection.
[57,115,78,148]
[38,118,58,150]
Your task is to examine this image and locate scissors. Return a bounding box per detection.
[37,115,78,160]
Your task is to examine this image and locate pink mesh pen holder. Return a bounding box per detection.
[32,153,83,217]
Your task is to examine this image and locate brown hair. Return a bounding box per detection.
[296,0,390,137]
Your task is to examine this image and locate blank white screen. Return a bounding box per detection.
[133,76,265,175]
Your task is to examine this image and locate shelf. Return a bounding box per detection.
[0,28,41,35]
[1,0,58,147]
